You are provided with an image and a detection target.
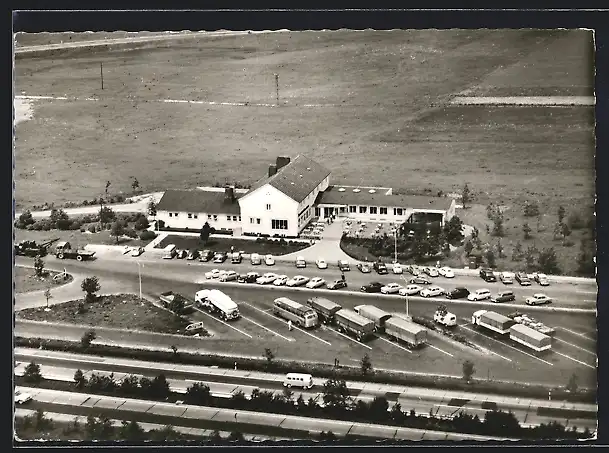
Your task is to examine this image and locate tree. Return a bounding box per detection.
[98,206,116,224]
[524,246,538,272]
[538,248,561,275]
[200,221,214,244]
[120,375,141,395]
[186,382,211,405]
[17,209,35,228]
[483,410,521,436]
[442,216,464,244]
[43,287,53,309]
[523,201,540,217]
[120,420,145,441]
[464,240,474,256]
[360,353,373,376]
[131,177,140,192]
[577,240,595,277]
[322,378,350,410]
[553,222,562,241]
[557,205,566,224]
[522,222,532,240]
[495,239,504,258]
[561,222,572,241]
[81,330,96,348]
[390,402,404,423]
[147,199,157,217]
[81,276,101,303]
[150,374,171,399]
[485,249,496,268]
[492,214,504,237]
[566,373,579,393]
[486,202,496,221]
[24,362,42,383]
[462,360,475,383]
[263,348,275,368]
[110,221,125,244]
[33,255,45,277]
[168,295,186,315]
[512,241,523,261]
[50,208,70,228]
[73,369,87,389]
[462,183,471,209]
[85,415,99,439]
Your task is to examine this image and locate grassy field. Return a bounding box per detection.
[156,234,309,256]
[14,266,73,293]
[16,294,190,334]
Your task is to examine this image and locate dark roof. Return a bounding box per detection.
[245,155,331,203]
[156,189,241,214]
[316,186,453,211]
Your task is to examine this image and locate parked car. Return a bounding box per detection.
[408,265,421,276]
[515,272,532,286]
[286,275,310,287]
[204,269,223,279]
[131,246,145,257]
[213,252,227,264]
[479,268,497,282]
[250,253,262,265]
[219,270,239,282]
[295,256,307,268]
[373,261,388,275]
[273,275,289,286]
[315,258,328,269]
[420,286,445,298]
[438,266,454,278]
[181,321,206,336]
[399,284,423,296]
[338,260,351,271]
[534,273,550,286]
[526,293,552,306]
[360,281,383,293]
[490,290,516,303]
[257,272,279,285]
[265,254,275,266]
[15,389,32,404]
[176,249,187,259]
[446,287,470,299]
[199,250,214,262]
[499,272,514,284]
[392,262,403,274]
[424,267,439,277]
[357,262,372,273]
[468,289,492,301]
[238,272,260,283]
[306,277,326,289]
[327,279,348,290]
[409,277,431,285]
[186,249,199,260]
[380,283,404,294]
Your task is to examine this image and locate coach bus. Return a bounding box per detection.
[273,297,319,329]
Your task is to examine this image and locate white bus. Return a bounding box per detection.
[273,297,319,328]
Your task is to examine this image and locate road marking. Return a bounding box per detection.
[554,338,597,356]
[427,344,454,357]
[377,336,412,354]
[242,302,331,346]
[240,315,294,342]
[459,325,553,366]
[328,329,373,350]
[193,307,252,339]
[558,326,596,341]
[552,351,597,370]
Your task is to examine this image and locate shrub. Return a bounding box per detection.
[134,216,149,231]
[139,230,157,240]
[88,224,97,233]
[70,220,82,230]
[124,228,138,239]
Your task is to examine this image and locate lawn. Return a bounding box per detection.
[155,234,310,256]
[14,266,73,294]
[16,293,191,335]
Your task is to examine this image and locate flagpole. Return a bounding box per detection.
[138,261,142,301]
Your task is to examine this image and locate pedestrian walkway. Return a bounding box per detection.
[280,221,356,264]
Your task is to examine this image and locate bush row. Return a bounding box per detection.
[29,194,133,212]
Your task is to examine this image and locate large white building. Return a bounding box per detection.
[155,155,456,237]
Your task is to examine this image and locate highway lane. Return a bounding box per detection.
[15,386,513,441]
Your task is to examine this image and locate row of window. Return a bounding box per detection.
[167,212,241,222]
[347,206,404,216]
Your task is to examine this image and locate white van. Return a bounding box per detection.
[283,373,314,389]
[162,244,177,259]
[250,253,262,265]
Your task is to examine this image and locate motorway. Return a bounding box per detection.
[15,255,598,388]
[13,348,598,432]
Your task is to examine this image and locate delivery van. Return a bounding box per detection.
[283,373,314,389]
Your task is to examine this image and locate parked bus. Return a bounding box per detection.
[273,297,319,328]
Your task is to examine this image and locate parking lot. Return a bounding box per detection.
[341,219,402,239]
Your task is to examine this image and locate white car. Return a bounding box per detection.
[273,275,289,286]
[380,283,404,294]
[315,258,328,269]
[438,267,454,278]
[534,273,550,286]
[15,389,32,404]
[392,263,403,274]
[399,284,423,296]
[526,293,553,306]
[286,275,310,287]
[420,286,445,298]
[204,269,223,279]
[500,272,514,284]
[131,246,145,257]
[468,289,492,301]
[256,273,279,285]
[219,270,239,282]
[265,254,275,266]
[306,277,326,289]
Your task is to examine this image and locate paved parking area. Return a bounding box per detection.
[341,219,402,239]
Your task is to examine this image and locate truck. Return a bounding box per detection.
[54,241,95,261]
[159,291,194,314]
[14,238,60,257]
[195,289,240,321]
[507,311,556,336]
[333,309,375,342]
[472,310,552,352]
[385,317,427,348]
[433,307,457,327]
[353,305,392,332]
[306,297,342,324]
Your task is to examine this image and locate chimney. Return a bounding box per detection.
[224,186,236,203]
[268,164,277,177]
[276,156,291,171]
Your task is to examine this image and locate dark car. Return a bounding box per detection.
[199,250,214,262]
[327,279,348,290]
[515,272,532,286]
[361,281,383,293]
[373,262,388,275]
[490,290,516,303]
[176,249,187,259]
[213,252,227,263]
[410,277,431,285]
[479,268,497,282]
[446,287,470,299]
[237,272,260,283]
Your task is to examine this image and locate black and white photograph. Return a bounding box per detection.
[12,11,599,445]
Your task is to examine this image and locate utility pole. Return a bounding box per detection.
[100,62,104,90]
[394,230,398,263]
[274,73,279,106]
[137,261,143,301]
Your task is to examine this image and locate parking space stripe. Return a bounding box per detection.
[329,328,372,350]
[557,326,596,341]
[376,336,413,354]
[427,343,454,358]
[193,307,253,338]
[552,351,596,370]
[554,337,596,356]
[242,302,331,346]
[240,315,294,342]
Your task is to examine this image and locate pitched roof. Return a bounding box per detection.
[245,155,331,203]
[156,189,241,214]
[316,186,453,211]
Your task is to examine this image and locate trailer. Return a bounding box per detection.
[306,297,342,324]
[385,317,427,348]
[507,311,556,336]
[195,289,240,321]
[333,309,375,342]
[509,323,552,352]
[14,238,60,257]
[472,310,514,334]
[159,291,194,314]
[54,241,95,261]
[353,305,392,332]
